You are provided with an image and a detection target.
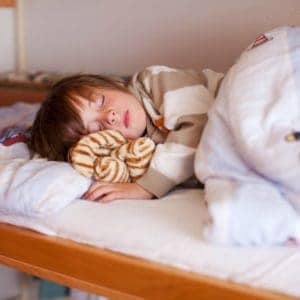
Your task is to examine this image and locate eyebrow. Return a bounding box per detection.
[89,89,102,102]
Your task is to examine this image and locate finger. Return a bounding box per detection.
[85,185,115,201]
[84,182,110,199]
[87,181,107,194]
[99,192,123,203]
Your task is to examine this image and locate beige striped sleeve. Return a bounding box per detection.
[133,66,223,197]
[136,113,208,197]
[135,66,208,111]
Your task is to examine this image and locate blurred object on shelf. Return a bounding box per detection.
[0,71,65,90]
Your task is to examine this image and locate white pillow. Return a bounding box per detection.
[0,150,90,217]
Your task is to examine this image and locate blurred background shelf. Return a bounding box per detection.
[0,71,63,105]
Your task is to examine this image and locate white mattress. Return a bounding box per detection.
[0,189,300,298]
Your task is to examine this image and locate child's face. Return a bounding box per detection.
[75,88,147,139]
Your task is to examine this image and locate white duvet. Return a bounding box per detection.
[195,26,300,245]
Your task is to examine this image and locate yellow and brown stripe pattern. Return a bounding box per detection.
[68,130,155,183]
[112,137,155,181]
[68,130,126,179]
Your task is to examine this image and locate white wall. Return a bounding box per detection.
[0,8,15,72]
[19,0,300,75]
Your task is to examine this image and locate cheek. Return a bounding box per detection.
[89,125,99,133]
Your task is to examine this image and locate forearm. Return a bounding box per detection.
[136,142,196,198]
[136,167,176,198]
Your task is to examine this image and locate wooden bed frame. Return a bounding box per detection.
[0,223,293,300]
[0,88,296,299]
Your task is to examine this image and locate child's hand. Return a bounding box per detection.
[83,182,154,202]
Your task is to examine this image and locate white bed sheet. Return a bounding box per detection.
[0,189,299,298]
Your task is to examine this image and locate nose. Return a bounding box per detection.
[104,109,118,126]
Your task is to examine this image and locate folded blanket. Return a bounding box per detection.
[195,26,300,245]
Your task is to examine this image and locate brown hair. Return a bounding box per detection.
[29,74,129,161]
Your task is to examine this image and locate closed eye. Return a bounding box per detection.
[96,95,105,107]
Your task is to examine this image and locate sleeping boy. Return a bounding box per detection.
[29,65,223,202]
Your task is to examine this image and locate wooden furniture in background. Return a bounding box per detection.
[0,72,61,105]
[0,85,48,106]
[0,0,15,7]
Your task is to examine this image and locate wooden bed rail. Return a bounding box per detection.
[0,223,293,300]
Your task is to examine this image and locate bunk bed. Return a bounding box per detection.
[0,1,299,297]
[0,92,298,299]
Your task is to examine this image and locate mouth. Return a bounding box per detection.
[124,110,129,128]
